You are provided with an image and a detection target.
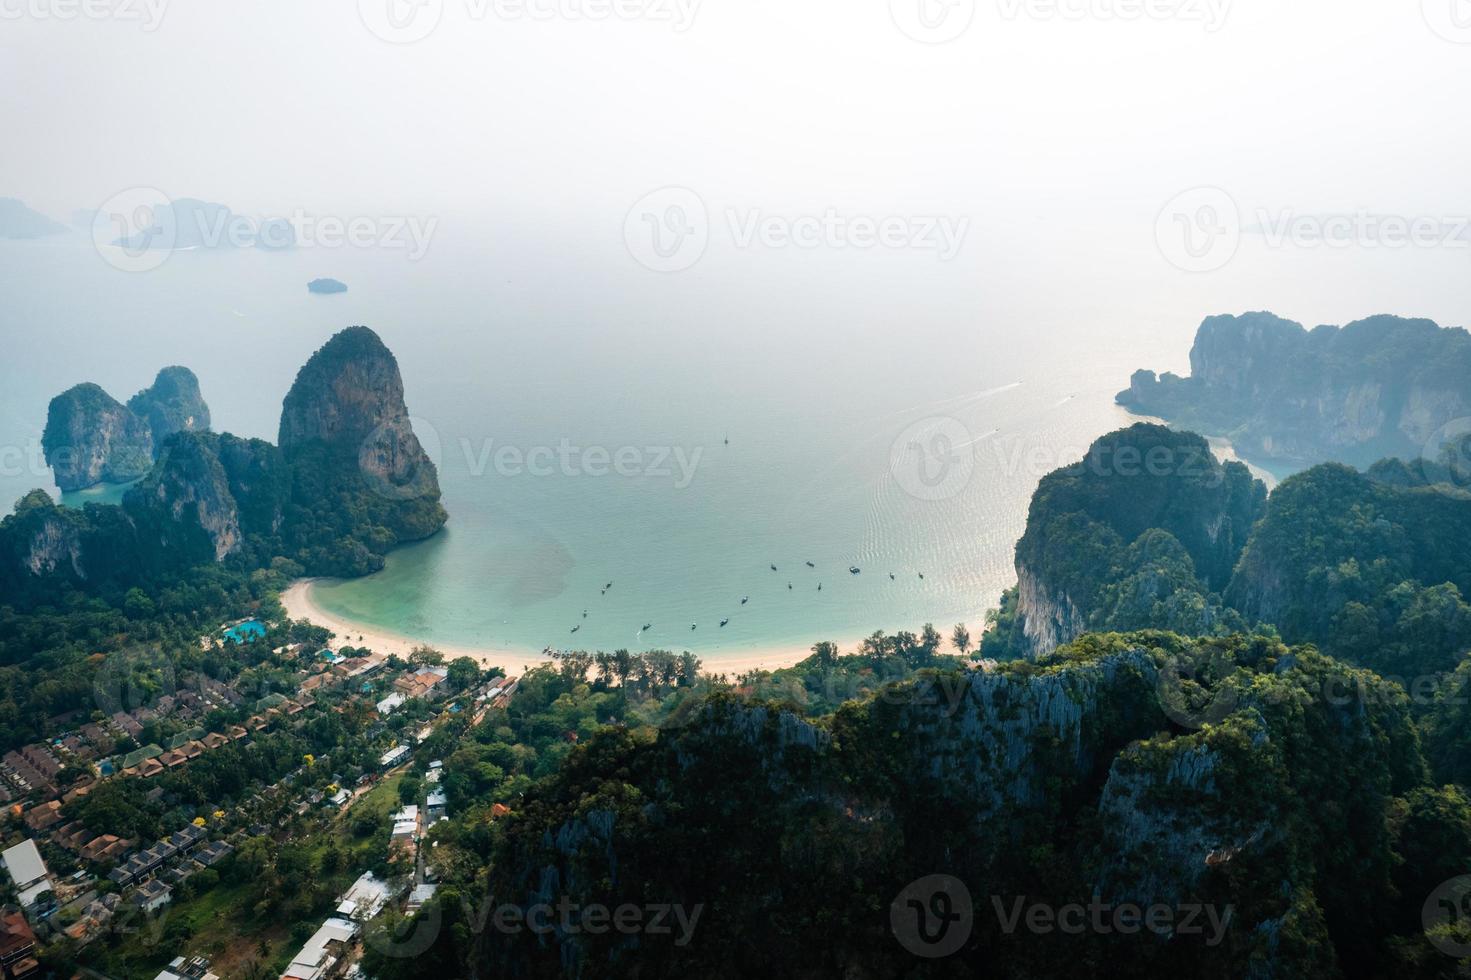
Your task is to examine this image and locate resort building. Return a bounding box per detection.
[281,917,357,980]
[0,840,53,909]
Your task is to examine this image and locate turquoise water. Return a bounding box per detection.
[4,218,1459,663]
[221,620,267,644]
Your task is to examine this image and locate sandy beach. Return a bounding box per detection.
[278,578,844,678]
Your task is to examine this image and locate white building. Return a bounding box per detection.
[426,787,448,821]
[336,871,391,921]
[0,839,52,908]
[379,745,409,769]
[282,917,357,980]
[154,955,220,980]
[391,804,419,838]
[376,692,406,716]
[406,883,438,912]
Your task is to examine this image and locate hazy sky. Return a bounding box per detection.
[3,0,1467,218]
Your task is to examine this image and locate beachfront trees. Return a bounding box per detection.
[951,623,972,656]
[409,645,445,667]
[447,656,480,691]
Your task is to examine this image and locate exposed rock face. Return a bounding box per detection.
[279,326,445,540]
[1118,312,1471,467]
[1005,425,1266,657]
[127,366,211,451]
[887,650,1160,820]
[7,490,87,579]
[42,383,154,491]
[1017,562,1087,655]
[1096,713,1274,908]
[125,432,241,562]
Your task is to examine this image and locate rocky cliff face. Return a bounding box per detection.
[124,433,242,562]
[279,326,445,541]
[1016,562,1087,656]
[1001,425,1266,658]
[42,383,154,491]
[6,490,87,579]
[1119,312,1471,467]
[127,366,211,452]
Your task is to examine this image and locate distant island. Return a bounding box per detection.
[0,197,67,239]
[308,277,347,294]
[1118,312,1471,468]
[110,197,297,251]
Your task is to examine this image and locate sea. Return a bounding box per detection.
[2,210,1463,663]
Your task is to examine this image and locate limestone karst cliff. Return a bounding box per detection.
[127,366,211,451]
[1118,312,1471,467]
[41,383,155,491]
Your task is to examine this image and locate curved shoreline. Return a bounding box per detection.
[279,578,844,677]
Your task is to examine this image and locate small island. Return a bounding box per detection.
[308,278,348,295]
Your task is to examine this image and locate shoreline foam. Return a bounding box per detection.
[278,578,863,677]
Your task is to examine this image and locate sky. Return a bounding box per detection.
[3,0,1471,345]
[2,0,1468,218]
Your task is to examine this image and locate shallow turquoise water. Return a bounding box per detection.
[6,218,1384,664]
